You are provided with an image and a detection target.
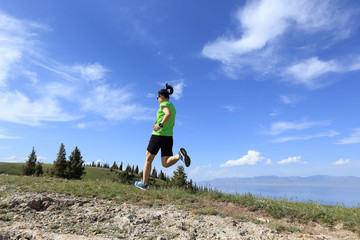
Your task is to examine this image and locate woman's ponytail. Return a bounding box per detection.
[158,83,174,99]
[166,83,174,95]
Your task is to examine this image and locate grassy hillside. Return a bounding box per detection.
[0,162,121,181]
[0,162,168,187]
[0,162,359,236]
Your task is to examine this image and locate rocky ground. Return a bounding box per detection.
[0,191,358,240]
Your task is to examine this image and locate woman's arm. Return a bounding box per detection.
[153,106,171,132]
[161,106,171,125]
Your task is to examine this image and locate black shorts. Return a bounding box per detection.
[147,135,173,157]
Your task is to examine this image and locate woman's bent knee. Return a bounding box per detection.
[161,156,171,168]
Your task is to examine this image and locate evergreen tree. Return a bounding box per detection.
[91,161,95,167]
[119,162,123,171]
[53,143,67,178]
[134,165,139,175]
[151,167,158,179]
[66,147,85,180]
[125,164,132,172]
[131,165,135,174]
[171,165,188,188]
[111,161,118,170]
[34,162,43,176]
[23,147,37,176]
[103,163,110,168]
[96,161,101,167]
[188,179,194,192]
[159,170,166,181]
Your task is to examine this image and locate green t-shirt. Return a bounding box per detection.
[152,101,176,136]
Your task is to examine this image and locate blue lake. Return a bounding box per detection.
[210,185,360,207]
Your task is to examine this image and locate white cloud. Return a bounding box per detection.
[221,150,265,167]
[201,0,357,84]
[1,156,26,163]
[157,80,186,101]
[336,128,360,144]
[285,57,341,88]
[147,93,156,98]
[202,0,346,63]
[0,12,50,86]
[269,109,281,117]
[170,79,186,100]
[80,84,152,121]
[272,130,339,143]
[223,105,237,112]
[37,156,47,162]
[266,120,331,135]
[0,129,19,139]
[277,156,307,165]
[72,63,108,82]
[333,158,352,166]
[0,11,153,125]
[265,159,272,165]
[189,164,212,176]
[279,95,301,105]
[77,123,87,129]
[0,91,79,126]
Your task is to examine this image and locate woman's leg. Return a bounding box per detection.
[161,154,180,168]
[143,151,156,184]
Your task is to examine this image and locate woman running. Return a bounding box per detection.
[135,83,191,190]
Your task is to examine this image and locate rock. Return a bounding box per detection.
[239,230,248,236]
[27,199,43,211]
[177,222,187,231]
[0,232,11,240]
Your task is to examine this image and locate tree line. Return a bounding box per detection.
[23,144,210,192]
[86,158,203,191]
[22,143,85,180]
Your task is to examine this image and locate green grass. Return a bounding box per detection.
[0,162,118,181]
[1,162,359,236]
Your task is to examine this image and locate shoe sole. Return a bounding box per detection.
[180,148,191,167]
[134,182,148,191]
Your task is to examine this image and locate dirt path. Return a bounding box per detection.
[0,192,358,239]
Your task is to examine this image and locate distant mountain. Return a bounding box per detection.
[200,175,360,187]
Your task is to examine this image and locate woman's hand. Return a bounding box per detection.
[153,124,161,132]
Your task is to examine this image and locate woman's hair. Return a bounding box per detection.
[158,83,174,99]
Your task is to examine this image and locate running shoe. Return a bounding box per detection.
[179,148,191,167]
[134,180,148,190]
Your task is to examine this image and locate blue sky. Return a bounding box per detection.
[1,0,360,181]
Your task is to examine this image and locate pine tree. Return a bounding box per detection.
[134,165,139,175]
[111,161,118,170]
[151,167,158,179]
[171,165,188,188]
[96,161,101,167]
[159,170,166,181]
[188,179,194,192]
[91,161,95,167]
[119,162,123,171]
[66,147,85,180]
[35,162,43,176]
[125,164,132,172]
[53,143,67,178]
[23,147,37,176]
